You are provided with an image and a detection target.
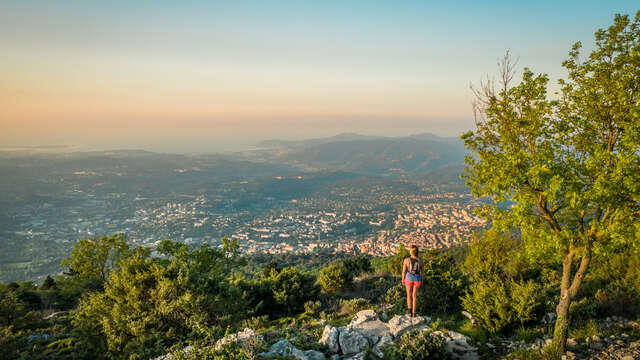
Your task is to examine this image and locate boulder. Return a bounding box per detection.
[352,319,390,345]
[387,315,430,337]
[433,330,479,360]
[259,338,307,360]
[152,346,194,360]
[215,328,262,351]
[303,350,326,360]
[343,351,367,360]
[339,326,370,355]
[349,309,378,327]
[320,325,340,353]
[372,334,393,358]
[461,311,477,325]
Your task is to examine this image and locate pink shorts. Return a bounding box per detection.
[403,280,422,287]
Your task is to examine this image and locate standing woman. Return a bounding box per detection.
[401,245,423,317]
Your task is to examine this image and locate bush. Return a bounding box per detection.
[318,264,351,295]
[462,278,542,334]
[382,330,449,360]
[416,251,468,315]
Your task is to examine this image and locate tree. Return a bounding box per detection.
[318,264,350,296]
[62,233,131,283]
[462,12,640,352]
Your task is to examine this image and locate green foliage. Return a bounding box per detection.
[382,330,450,360]
[416,250,469,315]
[341,256,372,278]
[72,238,248,359]
[463,277,542,334]
[239,265,319,318]
[387,244,410,276]
[318,264,351,295]
[61,234,132,284]
[462,10,640,348]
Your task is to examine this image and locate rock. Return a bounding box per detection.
[349,309,378,327]
[461,311,477,325]
[387,315,430,337]
[380,311,389,322]
[344,351,367,360]
[339,326,370,355]
[589,342,603,350]
[259,338,307,360]
[352,319,390,345]
[330,355,341,360]
[433,330,479,360]
[372,334,393,358]
[591,335,601,343]
[152,346,194,360]
[320,325,340,353]
[567,338,578,347]
[621,356,635,360]
[303,350,326,360]
[215,328,263,351]
[542,312,557,325]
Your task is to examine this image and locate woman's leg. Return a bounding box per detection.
[411,286,419,315]
[405,284,412,311]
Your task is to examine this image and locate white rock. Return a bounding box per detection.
[353,319,390,345]
[339,326,370,355]
[259,338,307,360]
[349,309,378,327]
[214,328,262,351]
[320,325,340,353]
[372,334,393,358]
[303,350,326,360]
[387,315,430,337]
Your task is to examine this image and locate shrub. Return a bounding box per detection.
[382,330,449,360]
[318,264,351,295]
[462,278,542,334]
[416,251,468,315]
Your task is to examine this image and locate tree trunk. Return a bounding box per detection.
[552,247,591,354]
[553,250,573,353]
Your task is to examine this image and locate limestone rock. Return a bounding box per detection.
[372,334,393,358]
[352,319,390,345]
[349,309,378,327]
[344,351,367,360]
[303,350,326,360]
[214,328,262,351]
[433,330,478,360]
[387,315,430,337]
[339,326,370,355]
[152,346,194,360]
[320,325,340,353]
[259,338,307,360]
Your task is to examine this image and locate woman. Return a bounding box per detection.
[401,245,423,317]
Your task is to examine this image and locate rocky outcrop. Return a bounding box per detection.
[372,334,393,358]
[338,326,370,355]
[320,325,340,353]
[258,338,307,359]
[348,309,378,327]
[433,330,479,360]
[387,314,431,337]
[214,328,263,351]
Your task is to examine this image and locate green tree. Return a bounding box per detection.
[62,233,131,283]
[462,12,640,351]
[318,264,350,296]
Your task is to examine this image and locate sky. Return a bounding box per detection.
[1,1,638,152]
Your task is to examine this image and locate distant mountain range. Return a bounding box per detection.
[251,132,465,175]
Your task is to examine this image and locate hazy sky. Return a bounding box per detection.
[1,1,638,152]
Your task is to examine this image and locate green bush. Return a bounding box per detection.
[318,264,351,295]
[462,278,542,334]
[382,330,449,360]
[416,251,468,315]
